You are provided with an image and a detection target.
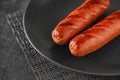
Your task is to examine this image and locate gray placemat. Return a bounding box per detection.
[6,10,120,80]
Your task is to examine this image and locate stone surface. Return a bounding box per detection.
[0,0,36,80]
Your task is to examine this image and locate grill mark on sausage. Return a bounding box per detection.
[58,21,74,26]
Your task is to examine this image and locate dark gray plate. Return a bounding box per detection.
[24,0,120,76]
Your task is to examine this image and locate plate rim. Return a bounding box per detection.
[23,0,120,76]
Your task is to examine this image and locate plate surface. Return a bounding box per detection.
[24,0,120,75]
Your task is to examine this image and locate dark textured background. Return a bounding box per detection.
[1,0,120,80]
[0,0,37,80]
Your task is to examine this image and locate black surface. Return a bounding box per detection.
[0,0,37,80]
[24,0,120,75]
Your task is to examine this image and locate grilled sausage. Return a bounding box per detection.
[52,0,110,45]
[69,10,120,57]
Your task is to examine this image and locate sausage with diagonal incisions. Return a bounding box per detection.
[69,10,120,57]
[52,0,110,45]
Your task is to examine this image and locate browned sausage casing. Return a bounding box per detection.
[69,10,120,57]
[52,0,110,45]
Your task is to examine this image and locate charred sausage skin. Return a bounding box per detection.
[69,10,120,57]
[52,0,110,45]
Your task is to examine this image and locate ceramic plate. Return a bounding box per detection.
[24,0,120,76]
